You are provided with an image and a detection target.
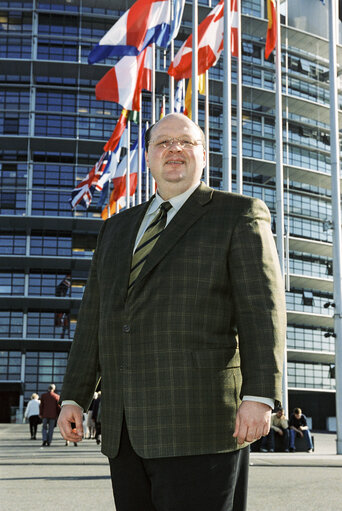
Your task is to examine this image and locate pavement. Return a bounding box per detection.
[0,424,341,511]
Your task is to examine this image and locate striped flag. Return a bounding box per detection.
[96,46,152,109]
[265,0,277,60]
[174,79,185,113]
[184,75,205,119]
[88,0,174,64]
[101,128,146,218]
[168,0,238,80]
[104,108,129,152]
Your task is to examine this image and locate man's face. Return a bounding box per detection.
[145,114,206,197]
[276,410,283,418]
[295,413,301,419]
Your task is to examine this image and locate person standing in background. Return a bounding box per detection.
[40,384,60,447]
[24,393,40,440]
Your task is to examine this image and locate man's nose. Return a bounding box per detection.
[167,140,182,150]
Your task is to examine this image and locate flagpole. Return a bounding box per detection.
[236,0,243,194]
[138,94,142,205]
[126,120,131,209]
[191,0,198,123]
[223,0,232,191]
[169,0,175,112]
[151,43,156,196]
[274,0,287,415]
[204,70,209,185]
[145,120,150,201]
[328,0,342,455]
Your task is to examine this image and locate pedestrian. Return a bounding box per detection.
[289,407,314,453]
[40,384,60,447]
[24,393,40,440]
[260,406,289,452]
[92,391,102,445]
[58,113,286,511]
[85,392,98,439]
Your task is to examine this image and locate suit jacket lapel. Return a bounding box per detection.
[132,183,213,292]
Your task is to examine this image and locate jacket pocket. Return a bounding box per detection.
[191,348,240,369]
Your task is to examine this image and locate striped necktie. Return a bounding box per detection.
[128,201,172,294]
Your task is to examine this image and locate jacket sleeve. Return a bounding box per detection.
[228,197,287,405]
[59,221,107,411]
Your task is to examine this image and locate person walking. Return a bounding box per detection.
[40,384,60,446]
[58,114,286,511]
[24,393,40,440]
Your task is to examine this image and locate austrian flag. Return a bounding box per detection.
[168,0,238,80]
[95,46,152,110]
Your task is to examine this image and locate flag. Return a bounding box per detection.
[183,75,205,119]
[97,141,124,208]
[102,128,146,217]
[88,0,172,64]
[174,79,184,113]
[168,0,238,80]
[104,108,129,152]
[265,0,277,60]
[167,0,186,45]
[96,46,152,109]
[69,152,108,209]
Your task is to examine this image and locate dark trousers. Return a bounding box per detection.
[108,417,249,511]
[29,415,40,438]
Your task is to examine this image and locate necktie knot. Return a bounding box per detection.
[160,201,172,213]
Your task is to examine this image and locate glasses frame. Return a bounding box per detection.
[149,137,204,149]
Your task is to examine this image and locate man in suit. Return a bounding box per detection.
[58,113,286,511]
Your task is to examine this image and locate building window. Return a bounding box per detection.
[30,232,72,256]
[0,351,21,380]
[0,311,23,338]
[0,191,26,214]
[33,163,75,188]
[288,362,335,390]
[27,311,75,339]
[31,191,72,216]
[287,326,335,352]
[0,273,25,295]
[24,351,68,400]
[0,233,26,255]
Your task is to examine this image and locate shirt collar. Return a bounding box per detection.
[147,182,201,217]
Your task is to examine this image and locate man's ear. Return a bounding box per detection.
[145,151,149,167]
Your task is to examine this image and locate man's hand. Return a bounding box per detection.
[233,401,272,445]
[57,405,84,443]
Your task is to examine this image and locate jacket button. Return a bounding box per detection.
[122,324,130,333]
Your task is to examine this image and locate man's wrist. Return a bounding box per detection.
[242,395,274,409]
[61,400,83,411]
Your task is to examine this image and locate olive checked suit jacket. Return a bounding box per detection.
[60,183,286,459]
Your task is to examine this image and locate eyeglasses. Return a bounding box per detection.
[150,137,203,149]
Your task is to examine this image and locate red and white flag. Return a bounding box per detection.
[168,0,238,80]
[96,46,152,110]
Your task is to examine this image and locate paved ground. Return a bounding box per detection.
[0,424,341,511]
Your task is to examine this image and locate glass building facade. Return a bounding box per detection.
[0,0,341,428]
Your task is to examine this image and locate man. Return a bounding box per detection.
[58,114,286,511]
[289,407,313,453]
[40,383,60,446]
[260,407,289,452]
